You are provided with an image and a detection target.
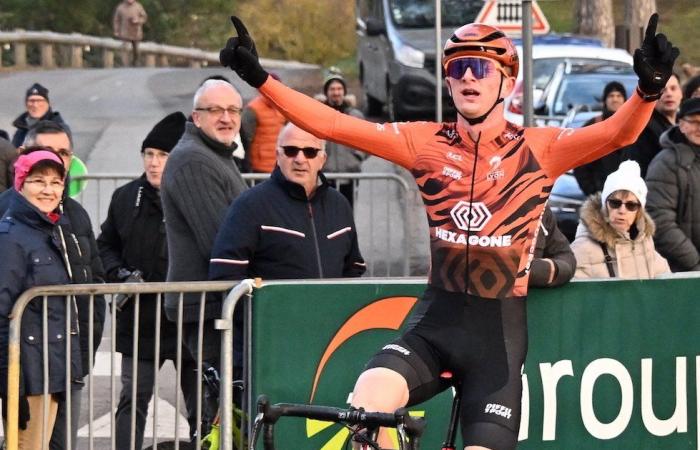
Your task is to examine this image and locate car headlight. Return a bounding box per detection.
[395,42,424,68]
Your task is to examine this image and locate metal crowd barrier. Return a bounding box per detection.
[3,280,252,450]
[73,172,414,276]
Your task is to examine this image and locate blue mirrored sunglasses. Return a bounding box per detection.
[446,57,501,80]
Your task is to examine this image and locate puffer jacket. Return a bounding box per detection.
[646,126,700,272]
[571,193,670,279]
[0,188,106,377]
[0,190,82,395]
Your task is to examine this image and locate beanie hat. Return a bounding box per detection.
[323,72,346,96]
[678,97,700,119]
[26,83,49,101]
[14,150,64,191]
[601,160,647,209]
[141,112,187,153]
[603,81,627,101]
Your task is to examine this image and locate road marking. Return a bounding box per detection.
[77,396,190,438]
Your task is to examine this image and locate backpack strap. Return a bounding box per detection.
[600,243,616,277]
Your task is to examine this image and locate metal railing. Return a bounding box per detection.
[73,172,415,277]
[4,280,251,450]
[0,30,319,70]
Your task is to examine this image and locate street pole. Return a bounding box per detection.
[522,0,534,127]
[435,0,443,122]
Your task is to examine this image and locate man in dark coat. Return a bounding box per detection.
[574,81,632,195]
[0,136,17,192]
[0,121,106,450]
[98,112,198,448]
[528,206,577,287]
[646,98,700,272]
[11,83,70,148]
[626,74,682,177]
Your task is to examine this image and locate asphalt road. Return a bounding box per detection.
[0,66,430,448]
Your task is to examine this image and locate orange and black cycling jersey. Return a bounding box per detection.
[260,78,653,298]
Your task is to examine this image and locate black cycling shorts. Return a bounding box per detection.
[364,286,527,450]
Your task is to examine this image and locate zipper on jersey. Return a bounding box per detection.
[307,202,324,278]
[465,132,482,294]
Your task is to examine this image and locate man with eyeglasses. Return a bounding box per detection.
[0,120,106,450]
[11,83,70,148]
[220,14,678,449]
[97,112,200,449]
[210,122,366,281]
[160,79,248,429]
[646,97,700,272]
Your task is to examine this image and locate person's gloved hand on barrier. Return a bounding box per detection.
[634,13,680,100]
[219,16,270,88]
[1,395,30,430]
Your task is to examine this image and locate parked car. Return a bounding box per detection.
[356,0,483,120]
[532,61,637,126]
[504,44,633,125]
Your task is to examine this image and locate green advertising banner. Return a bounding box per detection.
[250,277,700,449]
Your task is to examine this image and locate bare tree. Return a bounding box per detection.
[625,0,657,49]
[575,0,615,47]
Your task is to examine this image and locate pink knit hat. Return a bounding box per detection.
[14,150,64,191]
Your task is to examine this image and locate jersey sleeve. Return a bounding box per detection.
[528,93,655,178]
[259,77,419,169]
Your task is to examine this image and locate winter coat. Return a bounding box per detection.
[0,138,16,192]
[625,109,674,178]
[11,109,69,148]
[161,123,248,323]
[646,126,700,272]
[323,102,367,173]
[242,96,286,173]
[0,188,106,377]
[112,0,147,42]
[97,175,180,359]
[209,167,366,281]
[529,206,576,287]
[0,190,82,395]
[571,193,670,279]
[573,114,634,196]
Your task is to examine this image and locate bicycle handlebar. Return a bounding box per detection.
[250,395,426,450]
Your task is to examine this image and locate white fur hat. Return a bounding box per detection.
[601,160,648,208]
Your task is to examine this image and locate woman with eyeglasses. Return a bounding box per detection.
[0,149,82,449]
[571,160,670,279]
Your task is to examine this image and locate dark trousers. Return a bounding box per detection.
[115,355,198,450]
[49,387,81,450]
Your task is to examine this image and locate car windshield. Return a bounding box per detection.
[533,58,629,90]
[389,0,483,28]
[553,73,637,115]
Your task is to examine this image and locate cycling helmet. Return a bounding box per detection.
[442,23,519,78]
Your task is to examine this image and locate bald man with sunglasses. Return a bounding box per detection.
[209,122,366,281]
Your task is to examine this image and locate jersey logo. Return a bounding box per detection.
[487,156,505,180]
[446,151,463,162]
[442,166,462,180]
[450,201,491,231]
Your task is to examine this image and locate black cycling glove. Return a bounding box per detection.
[219,16,269,88]
[633,13,680,99]
[1,394,30,430]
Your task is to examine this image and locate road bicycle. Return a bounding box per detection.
[249,380,463,450]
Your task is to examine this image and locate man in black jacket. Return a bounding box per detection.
[0,120,106,450]
[11,83,70,148]
[209,122,366,280]
[97,112,198,449]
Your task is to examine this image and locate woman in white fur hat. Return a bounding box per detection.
[572,160,670,279]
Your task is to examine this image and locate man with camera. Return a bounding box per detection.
[97,112,198,449]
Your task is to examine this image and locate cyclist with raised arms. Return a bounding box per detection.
[220,14,678,450]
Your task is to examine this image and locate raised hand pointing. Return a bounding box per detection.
[219,16,269,88]
[633,13,680,100]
